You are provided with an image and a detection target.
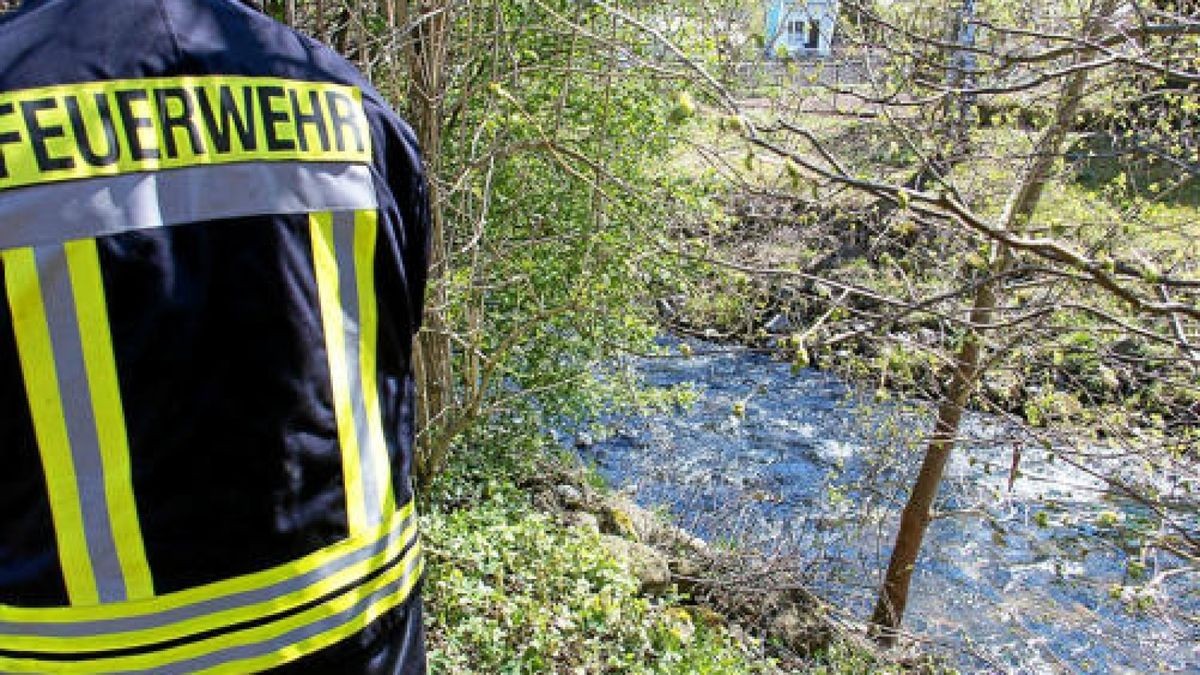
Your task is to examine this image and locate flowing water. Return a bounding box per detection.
[569,337,1199,673]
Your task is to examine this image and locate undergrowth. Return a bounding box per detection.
[420,426,780,673]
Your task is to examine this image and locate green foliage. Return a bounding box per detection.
[432,0,694,428]
[283,0,1200,668]
[425,503,770,673]
[873,344,937,391]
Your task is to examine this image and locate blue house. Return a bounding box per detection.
[765,0,838,58]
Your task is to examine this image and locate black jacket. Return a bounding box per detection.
[0,0,429,672]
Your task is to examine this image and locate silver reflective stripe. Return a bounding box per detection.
[0,538,422,673]
[0,162,377,250]
[149,547,423,675]
[34,246,128,604]
[0,510,416,641]
[331,211,385,529]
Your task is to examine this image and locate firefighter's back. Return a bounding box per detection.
[0,1,429,672]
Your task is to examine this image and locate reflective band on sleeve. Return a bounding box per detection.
[310,210,395,534]
[0,75,371,192]
[2,242,153,605]
[310,212,367,532]
[0,501,417,654]
[0,161,377,251]
[0,538,423,674]
[354,210,395,520]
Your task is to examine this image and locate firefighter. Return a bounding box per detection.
[0,0,429,672]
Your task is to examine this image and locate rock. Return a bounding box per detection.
[670,555,703,581]
[602,503,640,539]
[662,607,696,643]
[574,432,594,448]
[669,555,706,593]
[554,484,584,508]
[531,492,556,513]
[690,605,725,627]
[600,498,661,541]
[768,605,833,655]
[725,622,751,646]
[655,297,677,320]
[769,608,802,637]
[561,510,600,533]
[600,535,672,595]
[764,313,792,334]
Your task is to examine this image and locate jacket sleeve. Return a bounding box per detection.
[364,92,431,385]
[382,110,431,338]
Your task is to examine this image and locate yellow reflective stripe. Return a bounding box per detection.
[2,247,98,606]
[198,554,424,675]
[354,209,395,519]
[310,211,369,533]
[0,500,414,625]
[0,75,371,192]
[0,516,417,654]
[0,541,423,674]
[64,239,154,601]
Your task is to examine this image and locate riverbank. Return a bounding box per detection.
[660,239,1198,446]
[655,109,1200,448]
[420,421,933,672]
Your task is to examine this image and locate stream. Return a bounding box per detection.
[569,337,1199,673]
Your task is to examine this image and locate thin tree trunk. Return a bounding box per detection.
[839,1,978,257]
[869,0,1110,644]
[461,2,503,414]
[404,0,456,488]
[314,0,327,41]
[869,290,990,642]
[354,0,369,75]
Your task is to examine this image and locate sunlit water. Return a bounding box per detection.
[568,337,1199,673]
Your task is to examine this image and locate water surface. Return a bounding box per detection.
[572,338,1199,673]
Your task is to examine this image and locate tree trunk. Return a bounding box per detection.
[898,0,979,193]
[869,290,991,641]
[314,0,326,41]
[869,1,1109,644]
[841,1,978,256]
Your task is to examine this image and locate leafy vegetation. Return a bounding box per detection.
[422,428,782,673]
